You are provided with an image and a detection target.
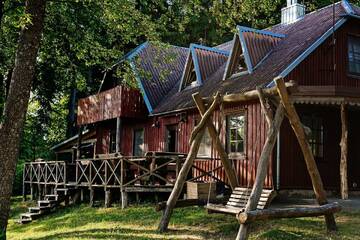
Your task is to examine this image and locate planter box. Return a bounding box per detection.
[186,181,216,200]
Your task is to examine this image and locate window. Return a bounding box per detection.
[133,129,144,156]
[109,130,117,153]
[227,114,245,156]
[165,124,178,152]
[301,115,324,159]
[195,120,212,157]
[348,35,360,75]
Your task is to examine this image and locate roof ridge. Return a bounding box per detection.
[238,26,286,38]
[190,43,230,56]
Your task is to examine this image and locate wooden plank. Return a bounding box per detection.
[340,103,348,200]
[275,77,337,232]
[238,203,341,224]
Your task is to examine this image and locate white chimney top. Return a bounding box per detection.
[281,0,305,25]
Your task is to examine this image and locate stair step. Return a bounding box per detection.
[21,212,40,220]
[29,206,51,213]
[38,200,56,207]
[44,194,58,201]
[55,188,69,195]
[18,218,32,224]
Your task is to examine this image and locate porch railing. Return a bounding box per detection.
[23,161,67,185]
[75,155,186,188]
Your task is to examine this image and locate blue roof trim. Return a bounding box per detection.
[129,61,153,113]
[178,51,192,92]
[222,34,238,80]
[190,44,204,85]
[125,41,149,61]
[110,42,149,68]
[191,43,230,56]
[237,27,254,74]
[266,18,348,88]
[341,0,355,15]
[238,26,286,39]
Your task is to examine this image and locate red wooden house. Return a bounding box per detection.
[52,0,360,196]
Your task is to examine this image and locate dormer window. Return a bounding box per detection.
[348,35,360,76]
[179,44,229,91]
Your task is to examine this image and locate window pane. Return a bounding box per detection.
[198,128,212,157]
[227,114,245,154]
[133,129,144,156]
[301,115,324,159]
[348,36,360,75]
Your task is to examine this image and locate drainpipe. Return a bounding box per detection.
[276,132,281,190]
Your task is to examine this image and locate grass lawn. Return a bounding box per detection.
[7,197,360,240]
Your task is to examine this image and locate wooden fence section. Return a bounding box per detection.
[23,161,67,185]
[75,155,189,191]
[23,154,234,196]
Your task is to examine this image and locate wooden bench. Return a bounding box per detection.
[206,187,276,215]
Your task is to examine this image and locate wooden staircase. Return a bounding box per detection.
[19,188,70,224]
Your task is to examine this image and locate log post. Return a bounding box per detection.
[236,104,285,240]
[193,93,239,190]
[77,125,84,160]
[158,93,220,232]
[116,117,121,153]
[340,103,348,200]
[89,188,94,207]
[22,167,27,202]
[275,77,337,231]
[105,190,111,208]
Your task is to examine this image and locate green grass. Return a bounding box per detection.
[7,197,360,240]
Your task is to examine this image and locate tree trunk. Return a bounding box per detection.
[0,1,46,238]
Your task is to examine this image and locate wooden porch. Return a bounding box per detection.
[22,152,232,208]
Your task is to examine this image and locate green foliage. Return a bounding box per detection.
[6,199,360,239]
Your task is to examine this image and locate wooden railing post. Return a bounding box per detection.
[22,166,26,201]
[340,103,348,200]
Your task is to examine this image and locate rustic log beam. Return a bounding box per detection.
[189,92,220,144]
[238,202,341,224]
[340,103,348,200]
[236,103,285,240]
[193,92,239,190]
[257,87,273,126]
[274,77,337,231]
[219,82,296,103]
[155,198,228,212]
[158,94,219,232]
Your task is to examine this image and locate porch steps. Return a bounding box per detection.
[18,188,73,224]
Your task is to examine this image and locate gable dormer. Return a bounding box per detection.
[223,26,285,80]
[179,44,229,91]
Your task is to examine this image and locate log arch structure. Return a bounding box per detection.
[158,77,340,240]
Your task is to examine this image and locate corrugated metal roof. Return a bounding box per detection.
[192,44,229,83]
[239,26,284,71]
[129,42,188,112]
[152,1,356,114]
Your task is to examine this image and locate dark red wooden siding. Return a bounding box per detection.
[280,105,341,190]
[77,86,147,125]
[96,101,273,188]
[286,18,360,87]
